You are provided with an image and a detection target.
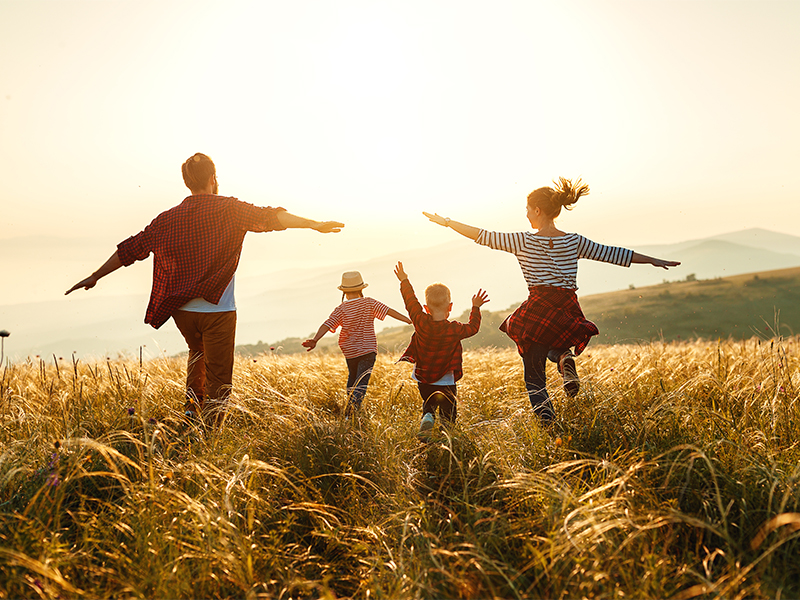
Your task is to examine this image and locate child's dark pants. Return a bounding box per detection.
[345,352,377,410]
[521,342,567,424]
[417,383,458,423]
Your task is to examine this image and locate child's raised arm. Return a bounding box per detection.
[472,289,490,308]
[423,212,481,241]
[631,252,681,270]
[394,261,409,281]
[302,324,330,351]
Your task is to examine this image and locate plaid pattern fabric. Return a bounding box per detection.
[398,279,481,383]
[117,195,286,328]
[500,285,599,356]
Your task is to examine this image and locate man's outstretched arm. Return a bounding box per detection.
[276,211,344,233]
[65,251,123,294]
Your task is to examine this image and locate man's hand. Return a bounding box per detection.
[472,289,490,308]
[394,261,408,282]
[65,275,98,295]
[312,221,345,234]
[302,339,317,351]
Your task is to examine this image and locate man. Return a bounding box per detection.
[66,153,344,425]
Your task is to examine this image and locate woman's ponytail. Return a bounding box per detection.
[528,177,589,219]
[553,177,589,210]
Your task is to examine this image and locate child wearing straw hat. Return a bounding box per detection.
[303,271,411,415]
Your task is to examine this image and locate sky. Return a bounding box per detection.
[1,0,800,307]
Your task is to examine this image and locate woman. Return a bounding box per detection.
[424,177,680,423]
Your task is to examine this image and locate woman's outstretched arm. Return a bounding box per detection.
[423,212,481,241]
[631,252,681,269]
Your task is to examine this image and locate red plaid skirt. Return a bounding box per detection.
[500,286,599,356]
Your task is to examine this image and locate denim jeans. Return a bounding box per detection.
[345,352,377,410]
[521,343,568,424]
[417,383,458,423]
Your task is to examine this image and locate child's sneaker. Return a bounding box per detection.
[418,412,435,440]
[558,351,580,397]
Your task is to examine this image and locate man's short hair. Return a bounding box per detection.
[425,283,451,309]
[182,153,216,193]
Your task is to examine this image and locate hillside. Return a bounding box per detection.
[241,266,800,355]
[584,266,800,344]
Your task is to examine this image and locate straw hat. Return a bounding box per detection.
[338,271,368,291]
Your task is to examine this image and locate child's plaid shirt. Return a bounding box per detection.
[117,195,286,328]
[398,279,481,384]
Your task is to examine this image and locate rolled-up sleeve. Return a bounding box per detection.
[234,200,288,233]
[117,229,152,266]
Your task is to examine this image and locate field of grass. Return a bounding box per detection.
[2,337,800,599]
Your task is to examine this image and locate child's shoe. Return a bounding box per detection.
[418,412,435,440]
[558,351,580,397]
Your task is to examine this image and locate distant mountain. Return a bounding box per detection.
[3,228,800,361]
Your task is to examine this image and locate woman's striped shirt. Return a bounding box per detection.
[476,230,633,290]
[323,297,390,359]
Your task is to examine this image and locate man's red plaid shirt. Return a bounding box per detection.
[398,279,481,384]
[116,195,286,329]
[500,285,599,356]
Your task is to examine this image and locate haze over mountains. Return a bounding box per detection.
[1,228,799,361]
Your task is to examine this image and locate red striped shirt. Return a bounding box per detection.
[323,297,390,358]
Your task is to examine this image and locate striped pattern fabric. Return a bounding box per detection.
[323,297,390,359]
[117,195,286,328]
[475,230,633,290]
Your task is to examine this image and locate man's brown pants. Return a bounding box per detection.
[173,310,237,425]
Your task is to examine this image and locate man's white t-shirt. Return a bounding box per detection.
[179,277,236,312]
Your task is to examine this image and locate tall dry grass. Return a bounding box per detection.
[1,338,799,599]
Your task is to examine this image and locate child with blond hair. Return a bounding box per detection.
[303,271,411,414]
[393,261,489,438]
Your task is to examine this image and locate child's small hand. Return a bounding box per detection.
[394,261,409,281]
[472,289,490,307]
[302,339,317,351]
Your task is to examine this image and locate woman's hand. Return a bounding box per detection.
[632,252,681,270]
[652,258,681,269]
[423,212,481,241]
[423,212,449,227]
[301,339,317,351]
[472,289,490,307]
